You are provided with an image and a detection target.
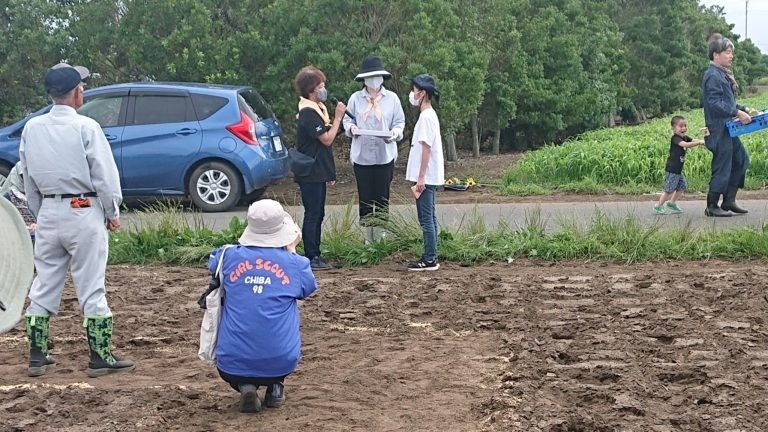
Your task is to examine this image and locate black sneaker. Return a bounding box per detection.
[239,384,262,413]
[310,256,333,271]
[407,258,440,271]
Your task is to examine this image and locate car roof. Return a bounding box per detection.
[89,82,251,93]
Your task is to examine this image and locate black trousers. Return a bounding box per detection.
[218,368,287,392]
[298,181,326,259]
[353,160,394,225]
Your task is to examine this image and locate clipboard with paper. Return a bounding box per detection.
[355,129,392,138]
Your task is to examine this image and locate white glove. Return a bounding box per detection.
[350,125,360,136]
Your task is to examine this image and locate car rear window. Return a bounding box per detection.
[239,89,274,122]
[190,94,228,121]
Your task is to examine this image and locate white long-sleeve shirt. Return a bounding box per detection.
[343,86,405,166]
[19,105,122,219]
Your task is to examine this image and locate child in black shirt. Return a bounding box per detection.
[654,116,706,214]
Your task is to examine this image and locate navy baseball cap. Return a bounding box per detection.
[44,63,90,97]
[410,74,439,96]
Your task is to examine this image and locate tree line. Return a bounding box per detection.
[2,0,767,160]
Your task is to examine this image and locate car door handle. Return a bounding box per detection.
[175,128,198,136]
[104,134,118,141]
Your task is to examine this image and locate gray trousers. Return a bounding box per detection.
[26,198,111,317]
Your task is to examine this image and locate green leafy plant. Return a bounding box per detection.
[502,92,768,195]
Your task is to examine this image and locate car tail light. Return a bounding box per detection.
[226,112,258,145]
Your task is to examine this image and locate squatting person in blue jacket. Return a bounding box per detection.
[701,33,753,217]
[209,199,318,413]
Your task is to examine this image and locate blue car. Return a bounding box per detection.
[0,82,289,212]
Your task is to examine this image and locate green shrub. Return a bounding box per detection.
[502,92,768,194]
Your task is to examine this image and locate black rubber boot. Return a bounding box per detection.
[704,192,732,217]
[720,186,748,214]
[26,315,55,377]
[85,316,134,377]
[265,382,285,408]
[239,384,262,413]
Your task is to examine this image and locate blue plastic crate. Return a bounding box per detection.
[727,111,768,137]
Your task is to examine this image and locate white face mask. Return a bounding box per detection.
[408,91,421,107]
[364,76,384,90]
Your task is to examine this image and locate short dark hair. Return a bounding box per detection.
[708,33,734,60]
[671,115,685,127]
[294,66,326,98]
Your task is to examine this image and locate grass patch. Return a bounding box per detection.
[501,92,768,195]
[109,202,245,265]
[110,204,768,267]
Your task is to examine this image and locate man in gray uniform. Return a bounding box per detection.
[20,63,134,377]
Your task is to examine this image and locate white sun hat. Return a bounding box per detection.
[238,199,300,248]
[0,197,34,334]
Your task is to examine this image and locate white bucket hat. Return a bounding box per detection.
[0,197,34,334]
[239,199,300,248]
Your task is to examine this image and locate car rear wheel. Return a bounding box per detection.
[188,161,242,212]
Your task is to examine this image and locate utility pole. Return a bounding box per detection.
[745,0,749,39]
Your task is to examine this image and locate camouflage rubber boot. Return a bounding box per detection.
[26,315,56,377]
[85,316,134,378]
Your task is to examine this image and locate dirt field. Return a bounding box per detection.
[4,152,768,431]
[2,261,768,431]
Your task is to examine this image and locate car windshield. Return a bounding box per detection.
[239,89,274,122]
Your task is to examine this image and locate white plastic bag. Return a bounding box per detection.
[198,246,230,366]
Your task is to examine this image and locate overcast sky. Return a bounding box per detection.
[701,0,768,53]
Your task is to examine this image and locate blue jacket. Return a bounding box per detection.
[702,64,744,153]
[209,245,317,378]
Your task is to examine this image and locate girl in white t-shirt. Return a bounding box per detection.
[405,74,444,271]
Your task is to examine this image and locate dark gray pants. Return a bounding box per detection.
[709,137,749,194]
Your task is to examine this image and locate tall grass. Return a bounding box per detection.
[502,92,768,195]
[110,204,768,266]
[109,202,245,265]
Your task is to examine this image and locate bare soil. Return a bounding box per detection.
[4,152,768,431]
[2,261,768,431]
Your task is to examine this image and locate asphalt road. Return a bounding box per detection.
[122,199,768,233]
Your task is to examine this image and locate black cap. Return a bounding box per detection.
[44,63,89,97]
